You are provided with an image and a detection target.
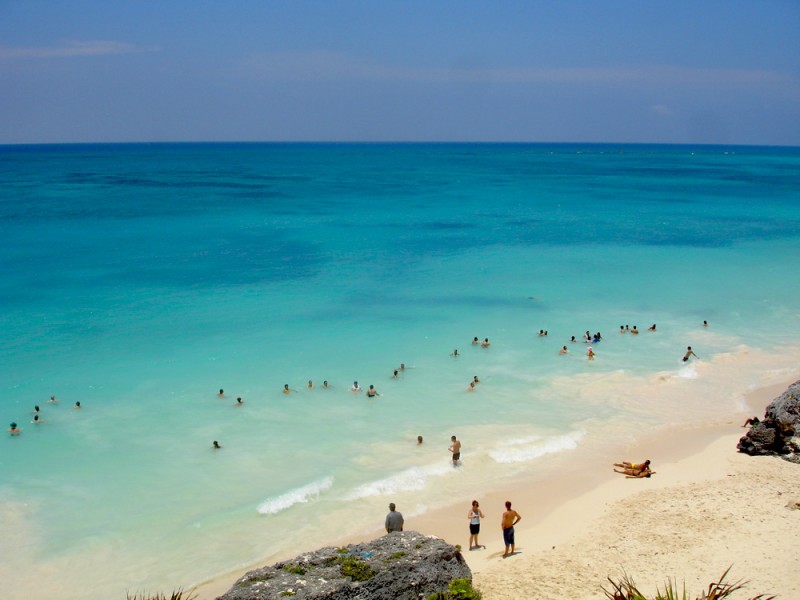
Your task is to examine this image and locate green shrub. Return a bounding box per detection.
[337,555,377,582]
[424,578,482,600]
[282,564,307,575]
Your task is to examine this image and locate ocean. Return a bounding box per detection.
[1,143,799,599]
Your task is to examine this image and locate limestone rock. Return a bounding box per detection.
[217,531,471,600]
[738,380,800,462]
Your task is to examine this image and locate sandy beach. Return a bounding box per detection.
[194,378,800,599]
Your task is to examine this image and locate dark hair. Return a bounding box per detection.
[505,501,511,509]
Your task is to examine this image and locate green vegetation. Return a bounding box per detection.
[336,546,349,554]
[425,578,482,600]
[278,591,296,597]
[238,573,274,586]
[281,564,307,575]
[384,551,406,562]
[126,591,196,600]
[337,555,377,582]
[602,567,775,600]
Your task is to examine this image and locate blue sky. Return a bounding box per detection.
[1,1,798,145]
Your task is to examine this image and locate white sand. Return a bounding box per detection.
[194,380,800,600]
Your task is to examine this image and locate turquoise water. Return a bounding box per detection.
[1,143,799,598]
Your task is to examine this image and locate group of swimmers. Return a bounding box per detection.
[7,395,82,436]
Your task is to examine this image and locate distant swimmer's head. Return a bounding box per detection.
[213,440,221,449]
[34,405,40,412]
[323,380,329,387]
[417,435,423,444]
[33,415,40,422]
[369,385,374,390]
[284,384,289,390]
[74,401,81,408]
[218,389,224,396]
[10,422,17,429]
[236,397,242,404]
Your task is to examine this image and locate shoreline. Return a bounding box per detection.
[192,377,799,599]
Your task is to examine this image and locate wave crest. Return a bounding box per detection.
[489,430,585,464]
[257,476,334,515]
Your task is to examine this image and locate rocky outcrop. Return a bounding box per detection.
[738,380,800,463]
[217,531,472,600]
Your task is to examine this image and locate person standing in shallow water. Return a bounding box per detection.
[450,435,461,465]
[682,346,698,362]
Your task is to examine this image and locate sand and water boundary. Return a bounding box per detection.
[192,376,800,599]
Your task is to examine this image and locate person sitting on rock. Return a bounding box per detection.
[741,416,760,427]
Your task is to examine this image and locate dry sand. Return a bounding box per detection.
[194,379,800,599]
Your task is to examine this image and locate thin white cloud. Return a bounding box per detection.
[651,104,673,116]
[237,50,794,87]
[0,40,159,59]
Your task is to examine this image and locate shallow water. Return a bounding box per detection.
[1,143,799,599]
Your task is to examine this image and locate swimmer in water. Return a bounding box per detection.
[481,338,490,347]
[648,324,656,331]
[451,349,459,357]
[8,422,21,436]
[283,384,296,394]
[472,337,479,345]
[682,346,698,362]
[631,326,639,334]
[467,381,476,392]
[620,325,625,334]
[323,380,330,389]
[31,415,44,424]
[351,381,362,392]
[392,369,399,378]
[217,389,224,397]
[473,375,480,384]
[48,395,57,404]
[417,435,423,444]
[703,320,708,327]
[366,385,380,397]
[33,405,41,414]
[74,401,81,409]
[399,363,406,370]
[587,346,595,360]
[213,440,221,449]
[234,397,243,406]
[559,346,568,354]
[307,380,313,389]
[570,336,576,343]
[538,330,545,336]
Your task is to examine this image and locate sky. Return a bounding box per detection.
[1,1,799,145]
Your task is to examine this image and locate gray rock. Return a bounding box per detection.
[738,380,800,462]
[217,531,471,600]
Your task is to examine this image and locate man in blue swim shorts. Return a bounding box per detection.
[501,500,521,558]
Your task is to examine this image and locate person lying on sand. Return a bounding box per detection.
[615,467,656,478]
[613,460,654,478]
[614,460,650,470]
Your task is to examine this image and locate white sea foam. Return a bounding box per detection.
[345,463,454,500]
[257,476,334,515]
[489,430,586,464]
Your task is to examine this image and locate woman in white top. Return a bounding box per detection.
[468,500,486,550]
